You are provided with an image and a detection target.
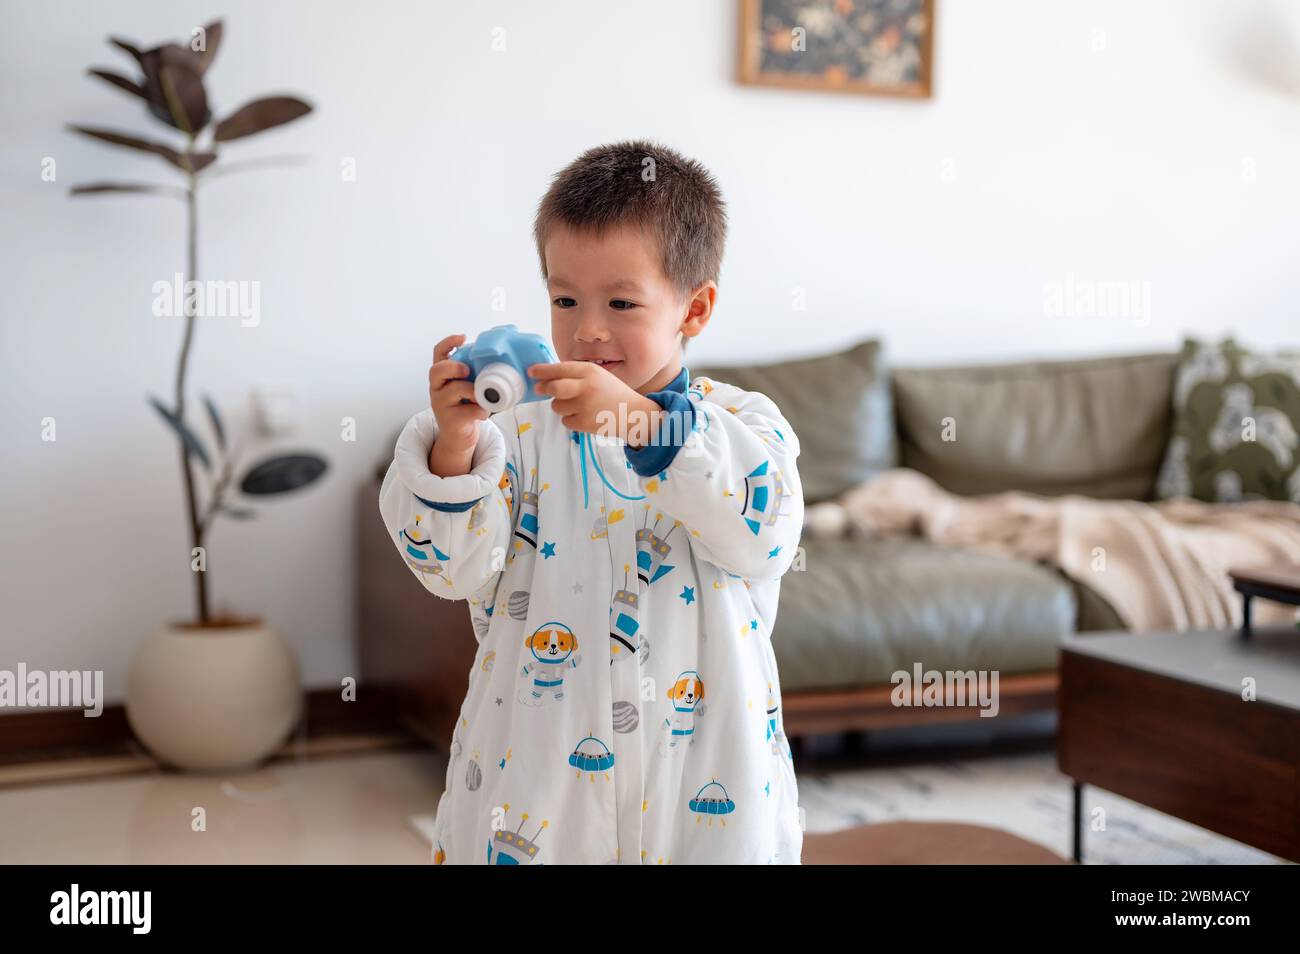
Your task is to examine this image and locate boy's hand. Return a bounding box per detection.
[528,361,661,445]
[428,334,488,475]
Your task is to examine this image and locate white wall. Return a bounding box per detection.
[3,0,1299,702]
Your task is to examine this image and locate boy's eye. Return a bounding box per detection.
[552,297,576,308]
[609,299,638,311]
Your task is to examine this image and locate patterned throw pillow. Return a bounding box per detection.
[1155,337,1300,502]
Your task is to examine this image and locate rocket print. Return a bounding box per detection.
[399,514,451,577]
[635,507,683,586]
[487,806,549,865]
[765,683,781,752]
[733,460,792,537]
[514,467,546,550]
[609,563,648,666]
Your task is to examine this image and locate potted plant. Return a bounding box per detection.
[70,19,325,771]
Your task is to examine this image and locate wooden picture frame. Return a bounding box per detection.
[738,0,935,99]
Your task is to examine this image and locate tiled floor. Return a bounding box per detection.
[0,726,1287,864]
[0,738,438,864]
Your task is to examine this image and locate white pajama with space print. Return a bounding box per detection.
[377,368,805,864]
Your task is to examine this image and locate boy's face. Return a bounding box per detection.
[544,223,712,395]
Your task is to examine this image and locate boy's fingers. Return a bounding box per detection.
[433,334,467,363]
[528,361,592,381]
[429,359,471,390]
[432,379,477,407]
[541,378,583,401]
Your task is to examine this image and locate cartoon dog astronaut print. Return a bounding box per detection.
[661,670,706,756]
[519,621,582,706]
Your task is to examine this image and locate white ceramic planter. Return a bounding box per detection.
[126,619,302,771]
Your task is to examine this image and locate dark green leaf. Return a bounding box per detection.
[109,36,146,68]
[87,69,147,101]
[183,152,218,174]
[201,393,226,452]
[70,181,184,197]
[240,454,328,495]
[158,63,208,134]
[214,97,313,142]
[147,396,212,471]
[66,125,184,168]
[68,125,215,176]
[194,20,223,75]
[138,44,211,131]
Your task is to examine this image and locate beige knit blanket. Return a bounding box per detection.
[838,468,1300,632]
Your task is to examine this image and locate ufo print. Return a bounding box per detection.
[689,780,736,825]
[569,736,615,781]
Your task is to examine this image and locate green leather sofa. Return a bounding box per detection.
[693,342,1181,730]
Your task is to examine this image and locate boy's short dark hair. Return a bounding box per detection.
[533,140,728,309]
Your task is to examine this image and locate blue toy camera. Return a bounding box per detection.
[452,324,557,413]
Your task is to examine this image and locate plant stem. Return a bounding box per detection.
[199,435,244,536]
[177,175,208,623]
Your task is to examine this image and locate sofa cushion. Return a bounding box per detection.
[1154,337,1300,502]
[892,351,1179,499]
[1072,577,1125,633]
[771,536,1077,691]
[692,339,897,504]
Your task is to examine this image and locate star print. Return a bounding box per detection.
[572,581,583,595]
[499,758,506,769]
[679,586,695,606]
[496,697,503,706]
[705,471,713,480]
[768,545,782,559]
[765,780,771,797]
[750,619,758,631]
[541,541,556,559]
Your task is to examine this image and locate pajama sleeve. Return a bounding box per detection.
[624,379,804,583]
[378,407,518,604]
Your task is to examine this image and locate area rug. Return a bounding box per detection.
[796,750,1287,864]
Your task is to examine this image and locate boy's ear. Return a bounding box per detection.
[680,281,716,342]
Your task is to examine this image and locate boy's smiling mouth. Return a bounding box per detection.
[577,357,623,368]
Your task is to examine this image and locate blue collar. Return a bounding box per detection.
[572,366,690,510]
[659,366,690,395]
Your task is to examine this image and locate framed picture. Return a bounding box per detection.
[738,0,935,99]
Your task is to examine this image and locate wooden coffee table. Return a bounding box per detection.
[1231,564,1300,638]
[1058,625,1300,863]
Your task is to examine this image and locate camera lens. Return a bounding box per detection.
[484,387,500,404]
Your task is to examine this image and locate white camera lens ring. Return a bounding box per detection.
[475,362,525,413]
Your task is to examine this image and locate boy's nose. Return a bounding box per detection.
[574,314,611,342]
